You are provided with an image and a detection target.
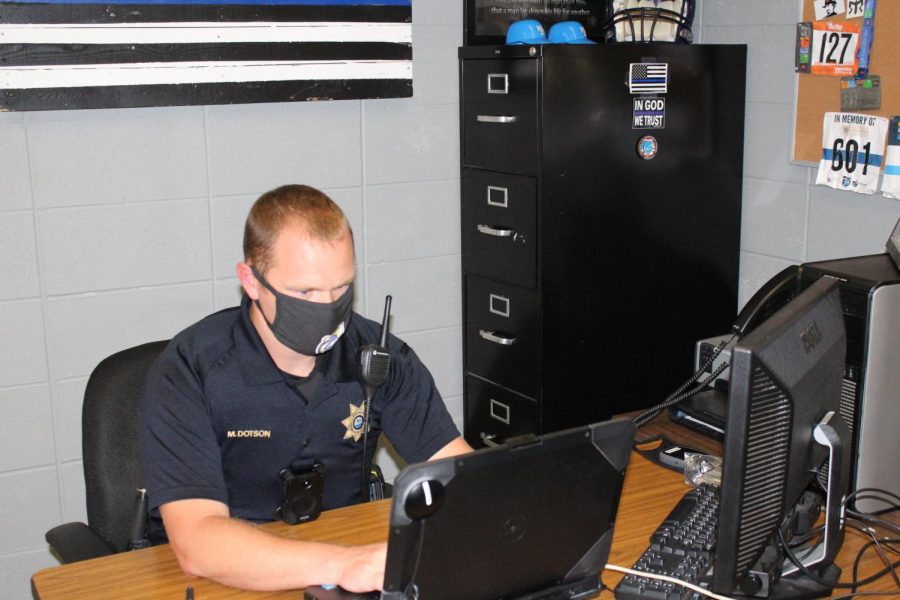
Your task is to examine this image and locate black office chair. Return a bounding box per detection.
[45,340,169,563]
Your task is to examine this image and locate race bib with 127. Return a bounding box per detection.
[811,21,860,77]
[816,112,888,194]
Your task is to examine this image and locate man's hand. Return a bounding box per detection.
[161,498,386,592]
[336,542,388,592]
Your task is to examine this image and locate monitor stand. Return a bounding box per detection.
[760,412,847,600]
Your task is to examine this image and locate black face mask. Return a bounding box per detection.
[251,266,353,355]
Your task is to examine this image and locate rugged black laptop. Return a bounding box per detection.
[305,418,634,600]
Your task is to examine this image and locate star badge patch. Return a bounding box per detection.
[341,403,368,442]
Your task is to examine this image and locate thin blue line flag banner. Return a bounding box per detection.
[0,0,412,111]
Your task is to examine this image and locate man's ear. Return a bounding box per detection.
[237,262,260,301]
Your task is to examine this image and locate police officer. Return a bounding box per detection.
[140,184,471,592]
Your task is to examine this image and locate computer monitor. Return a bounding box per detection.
[712,276,849,598]
[887,215,900,270]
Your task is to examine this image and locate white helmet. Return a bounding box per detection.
[604,0,695,44]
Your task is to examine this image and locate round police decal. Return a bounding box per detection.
[637,135,658,160]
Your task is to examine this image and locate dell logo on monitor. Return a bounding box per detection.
[801,322,822,353]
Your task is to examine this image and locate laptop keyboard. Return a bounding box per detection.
[614,484,719,600]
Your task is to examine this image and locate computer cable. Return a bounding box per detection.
[844,523,900,590]
[402,520,427,600]
[849,527,900,589]
[632,364,728,432]
[776,527,900,592]
[632,335,734,430]
[846,487,900,505]
[848,559,900,593]
[777,527,855,590]
[831,591,900,599]
[848,512,900,537]
[845,487,900,512]
[787,524,827,549]
[870,536,899,589]
[632,365,728,447]
[868,507,900,520]
[845,514,899,557]
[632,359,730,431]
[603,563,736,600]
[632,349,726,428]
[871,505,900,517]
[849,535,900,593]
[844,492,900,538]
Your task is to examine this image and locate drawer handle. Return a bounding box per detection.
[476,115,517,124]
[490,399,511,424]
[480,432,502,447]
[477,224,514,237]
[479,329,517,346]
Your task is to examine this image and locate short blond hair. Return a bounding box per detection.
[243,184,351,273]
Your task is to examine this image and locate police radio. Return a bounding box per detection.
[356,295,392,501]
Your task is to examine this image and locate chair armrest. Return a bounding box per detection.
[45,522,115,564]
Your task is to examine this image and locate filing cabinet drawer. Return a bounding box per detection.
[465,276,538,398]
[462,58,538,174]
[461,169,537,289]
[465,376,539,449]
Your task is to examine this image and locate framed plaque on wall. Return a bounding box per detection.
[0,0,413,111]
[464,0,606,46]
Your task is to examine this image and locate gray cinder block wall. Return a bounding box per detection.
[700,1,900,298]
[1,2,898,598]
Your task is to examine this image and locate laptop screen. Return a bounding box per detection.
[305,419,633,600]
[379,418,634,600]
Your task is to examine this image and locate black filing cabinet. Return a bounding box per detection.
[459,43,747,448]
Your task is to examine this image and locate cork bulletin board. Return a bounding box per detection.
[793,0,900,163]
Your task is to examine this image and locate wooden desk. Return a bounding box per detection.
[32,422,896,599]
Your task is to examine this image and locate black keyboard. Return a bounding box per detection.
[614,484,719,600]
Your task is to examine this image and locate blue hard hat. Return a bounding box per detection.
[548,21,597,44]
[506,19,550,45]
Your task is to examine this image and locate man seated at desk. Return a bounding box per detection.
[140,184,472,592]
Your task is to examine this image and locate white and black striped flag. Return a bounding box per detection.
[628,62,668,95]
[0,0,412,111]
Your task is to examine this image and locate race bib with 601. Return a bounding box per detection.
[816,112,888,194]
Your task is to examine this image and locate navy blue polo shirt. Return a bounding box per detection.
[139,296,459,529]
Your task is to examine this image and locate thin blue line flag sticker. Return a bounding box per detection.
[629,63,668,95]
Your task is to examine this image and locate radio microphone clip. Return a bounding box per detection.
[356,295,392,402]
